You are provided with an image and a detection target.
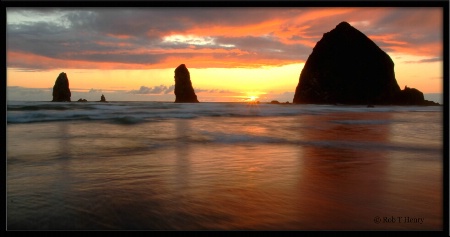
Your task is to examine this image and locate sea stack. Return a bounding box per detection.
[174,64,199,103]
[293,21,438,105]
[100,94,107,102]
[52,72,71,102]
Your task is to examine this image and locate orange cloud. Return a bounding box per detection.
[8,51,151,70]
[106,33,134,39]
[158,57,293,69]
[8,49,304,71]
[388,43,443,58]
[369,34,409,46]
[174,8,356,40]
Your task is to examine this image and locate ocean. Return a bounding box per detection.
[6,101,444,230]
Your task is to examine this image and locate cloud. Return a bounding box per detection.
[129,85,175,94]
[88,88,103,93]
[6,86,177,102]
[6,86,52,101]
[164,85,175,94]
[404,57,442,64]
[6,7,443,70]
[195,88,235,93]
[130,85,233,95]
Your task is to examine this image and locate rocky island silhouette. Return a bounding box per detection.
[174,64,199,103]
[52,72,71,102]
[99,94,107,102]
[293,21,439,106]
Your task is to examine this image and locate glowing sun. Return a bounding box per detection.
[249,95,258,101]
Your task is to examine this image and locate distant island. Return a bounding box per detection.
[293,21,439,106]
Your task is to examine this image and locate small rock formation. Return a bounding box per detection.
[395,86,438,105]
[100,94,107,102]
[77,98,87,102]
[52,72,71,102]
[397,86,423,105]
[174,64,199,103]
[293,22,439,106]
[269,100,291,105]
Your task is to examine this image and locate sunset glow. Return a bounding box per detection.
[6,6,445,102]
[249,96,258,102]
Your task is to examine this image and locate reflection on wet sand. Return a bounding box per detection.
[7,110,442,230]
[294,112,441,230]
[294,113,390,229]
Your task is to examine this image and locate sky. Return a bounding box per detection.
[6,7,445,103]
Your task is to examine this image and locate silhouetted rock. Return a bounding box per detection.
[397,86,423,105]
[270,100,280,104]
[174,64,199,103]
[293,22,439,106]
[77,98,87,102]
[396,86,440,105]
[52,72,71,102]
[100,94,107,102]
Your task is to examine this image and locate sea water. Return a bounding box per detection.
[6,101,444,230]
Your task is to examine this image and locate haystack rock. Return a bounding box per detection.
[52,72,71,102]
[293,21,438,105]
[100,94,107,102]
[174,64,199,103]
